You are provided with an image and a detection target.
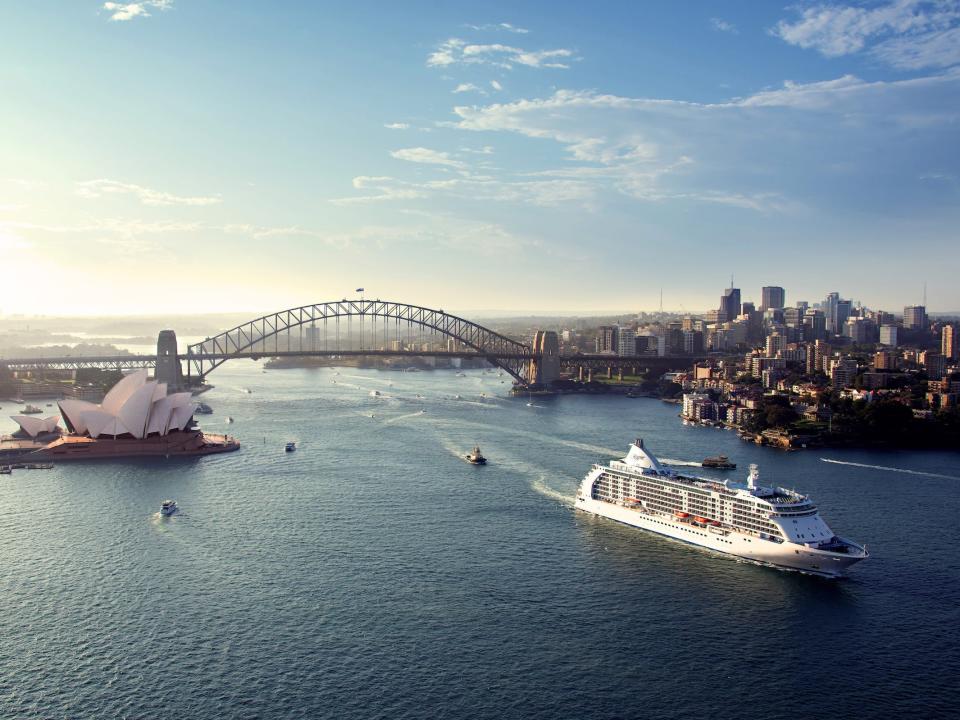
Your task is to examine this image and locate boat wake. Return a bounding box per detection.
[385,410,427,425]
[661,458,703,468]
[820,458,959,481]
[530,475,576,507]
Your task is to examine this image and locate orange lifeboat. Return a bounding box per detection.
[693,517,709,524]
[674,511,690,519]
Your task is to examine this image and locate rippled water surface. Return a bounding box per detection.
[2,364,959,719]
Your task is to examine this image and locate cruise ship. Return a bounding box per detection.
[575,439,868,577]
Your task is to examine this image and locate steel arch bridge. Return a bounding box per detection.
[185,299,532,382]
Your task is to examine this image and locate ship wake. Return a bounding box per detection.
[820,458,959,481]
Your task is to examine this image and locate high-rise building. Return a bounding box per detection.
[904,305,927,330]
[617,328,636,357]
[803,309,826,341]
[920,350,946,380]
[761,286,785,311]
[784,307,802,328]
[879,325,898,347]
[836,299,852,332]
[823,292,840,334]
[718,286,741,323]
[874,350,898,370]
[943,323,957,361]
[595,326,617,353]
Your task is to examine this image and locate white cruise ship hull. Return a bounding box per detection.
[575,496,865,578]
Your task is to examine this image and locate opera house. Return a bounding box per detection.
[3,370,239,460]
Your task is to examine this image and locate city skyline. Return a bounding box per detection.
[2,1,959,316]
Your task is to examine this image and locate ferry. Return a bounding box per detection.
[575,438,868,577]
[702,454,736,469]
[160,500,178,517]
[22,404,43,415]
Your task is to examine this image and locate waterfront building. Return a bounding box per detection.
[681,392,712,419]
[761,286,785,311]
[904,305,927,330]
[942,323,957,361]
[879,324,899,347]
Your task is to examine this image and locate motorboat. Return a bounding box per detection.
[160,500,178,517]
[285,442,296,452]
[195,402,214,415]
[225,416,234,424]
[465,445,487,465]
[22,404,43,414]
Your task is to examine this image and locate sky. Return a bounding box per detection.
[1,0,958,317]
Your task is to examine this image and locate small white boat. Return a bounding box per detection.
[160,500,178,517]
[225,416,234,424]
[370,390,381,397]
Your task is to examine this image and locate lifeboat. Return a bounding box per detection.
[694,516,709,524]
[674,511,690,519]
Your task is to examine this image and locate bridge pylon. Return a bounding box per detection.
[156,330,184,391]
[528,330,560,387]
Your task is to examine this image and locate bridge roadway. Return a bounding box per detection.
[1,349,705,379]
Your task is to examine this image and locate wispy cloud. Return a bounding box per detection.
[384,122,410,129]
[710,17,739,34]
[75,179,221,206]
[102,1,173,22]
[490,80,503,91]
[466,22,530,34]
[773,0,960,68]
[427,38,576,69]
[390,147,466,168]
[453,83,484,94]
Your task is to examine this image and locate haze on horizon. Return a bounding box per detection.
[2,1,958,317]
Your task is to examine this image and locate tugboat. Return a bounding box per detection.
[465,445,487,465]
[702,454,737,470]
[160,499,178,517]
[285,442,297,452]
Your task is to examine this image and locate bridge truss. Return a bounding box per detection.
[185,299,533,382]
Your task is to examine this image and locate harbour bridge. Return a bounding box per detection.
[1,299,706,388]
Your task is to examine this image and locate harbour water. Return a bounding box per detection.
[1,364,958,719]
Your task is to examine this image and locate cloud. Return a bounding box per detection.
[390,147,466,168]
[329,176,429,205]
[710,17,739,34]
[427,38,575,69]
[773,0,960,68]
[102,1,172,22]
[447,71,959,211]
[384,122,410,130]
[466,22,530,34]
[453,83,484,94]
[490,80,503,91]
[75,179,221,206]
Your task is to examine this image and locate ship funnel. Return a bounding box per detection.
[747,463,759,489]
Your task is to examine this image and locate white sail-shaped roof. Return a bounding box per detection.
[118,382,158,439]
[10,415,60,438]
[55,370,196,439]
[102,369,148,415]
[145,395,176,436]
[167,393,196,431]
[82,410,131,438]
[58,399,101,434]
